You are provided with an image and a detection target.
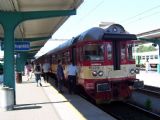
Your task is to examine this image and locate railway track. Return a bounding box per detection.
[78,88,160,120]
[130,85,160,116]
[143,85,160,94]
[98,102,160,120]
[135,85,160,99]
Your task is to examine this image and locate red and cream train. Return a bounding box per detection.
[37,24,143,103]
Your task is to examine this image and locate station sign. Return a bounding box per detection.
[15,41,30,51]
[1,41,30,51]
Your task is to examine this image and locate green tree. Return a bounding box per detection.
[136,45,157,52]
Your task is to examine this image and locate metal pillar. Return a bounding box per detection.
[3,24,16,89]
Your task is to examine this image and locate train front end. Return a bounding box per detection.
[76,24,144,103]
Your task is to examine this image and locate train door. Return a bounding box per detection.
[76,46,80,64]
[71,47,77,65]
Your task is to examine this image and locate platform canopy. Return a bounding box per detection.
[0,0,83,57]
[137,28,160,44]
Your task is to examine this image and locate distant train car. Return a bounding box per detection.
[39,24,143,103]
[134,51,159,71]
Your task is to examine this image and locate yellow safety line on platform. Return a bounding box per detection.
[44,83,86,120]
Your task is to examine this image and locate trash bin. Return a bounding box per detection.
[0,87,14,111]
[16,72,22,83]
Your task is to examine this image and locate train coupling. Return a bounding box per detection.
[133,79,144,89]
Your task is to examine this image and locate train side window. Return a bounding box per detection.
[64,51,70,64]
[57,54,62,63]
[127,44,134,60]
[77,47,80,62]
[62,52,66,64]
[121,43,126,60]
[107,43,112,60]
[80,47,83,61]
[52,55,56,64]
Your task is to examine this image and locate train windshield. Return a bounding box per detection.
[121,42,134,60]
[83,44,104,61]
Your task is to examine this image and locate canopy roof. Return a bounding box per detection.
[137,28,160,43]
[0,0,83,56]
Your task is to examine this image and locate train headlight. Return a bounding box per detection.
[135,68,139,74]
[92,71,97,76]
[98,71,104,76]
[130,69,135,74]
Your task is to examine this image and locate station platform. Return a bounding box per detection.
[0,75,116,120]
[136,70,160,88]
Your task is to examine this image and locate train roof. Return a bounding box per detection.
[76,24,137,43]
[104,24,126,33]
[47,38,74,55]
[78,27,104,41]
[47,24,137,55]
[103,24,137,40]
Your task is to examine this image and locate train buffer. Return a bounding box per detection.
[0,76,116,120]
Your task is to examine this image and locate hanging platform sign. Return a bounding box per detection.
[1,41,30,51]
[15,41,30,51]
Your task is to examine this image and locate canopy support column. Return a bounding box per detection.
[3,24,16,89]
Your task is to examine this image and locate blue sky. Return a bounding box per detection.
[36,0,160,56]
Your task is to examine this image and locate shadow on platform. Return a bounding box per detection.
[14,100,69,111]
